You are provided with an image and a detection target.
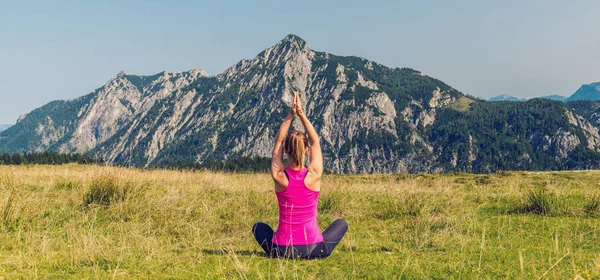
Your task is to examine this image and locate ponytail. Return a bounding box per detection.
[284,131,309,168]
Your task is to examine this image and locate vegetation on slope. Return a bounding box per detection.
[429,98,600,172]
[0,92,96,153]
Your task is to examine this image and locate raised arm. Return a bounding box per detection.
[271,99,296,189]
[294,93,323,177]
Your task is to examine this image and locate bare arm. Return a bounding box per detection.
[295,93,323,177]
[271,106,295,190]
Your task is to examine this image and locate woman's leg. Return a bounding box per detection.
[252,222,275,256]
[307,218,349,259]
[277,244,316,259]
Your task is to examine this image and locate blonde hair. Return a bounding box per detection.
[284,131,309,168]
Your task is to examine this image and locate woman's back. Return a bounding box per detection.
[272,167,324,246]
[252,92,346,259]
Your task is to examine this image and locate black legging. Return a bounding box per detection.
[252,219,348,259]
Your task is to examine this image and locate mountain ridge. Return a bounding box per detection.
[540,95,568,102]
[566,82,600,102]
[2,34,600,173]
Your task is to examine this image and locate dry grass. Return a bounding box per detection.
[0,165,599,279]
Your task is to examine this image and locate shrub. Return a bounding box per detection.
[83,176,129,207]
[523,188,557,215]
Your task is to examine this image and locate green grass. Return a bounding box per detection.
[447,96,474,112]
[0,165,600,279]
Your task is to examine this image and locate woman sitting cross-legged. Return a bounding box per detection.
[252,92,348,259]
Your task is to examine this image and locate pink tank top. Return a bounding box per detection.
[272,167,324,246]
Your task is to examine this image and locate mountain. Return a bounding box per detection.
[0,124,11,133]
[566,82,600,102]
[488,94,527,102]
[2,34,600,173]
[540,95,568,102]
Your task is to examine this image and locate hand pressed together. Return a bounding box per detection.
[288,92,304,117]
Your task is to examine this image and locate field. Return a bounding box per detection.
[0,165,599,279]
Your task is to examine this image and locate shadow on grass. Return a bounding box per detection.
[202,249,263,256]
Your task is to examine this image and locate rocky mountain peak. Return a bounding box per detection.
[280,34,307,48]
[219,34,314,99]
[117,70,129,77]
[187,68,210,78]
[258,34,311,61]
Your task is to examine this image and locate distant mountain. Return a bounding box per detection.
[488,94,527,102]
[566,82,600,102]
[2,35,600,173]
[0,124,11,133]
[540,95,568,102]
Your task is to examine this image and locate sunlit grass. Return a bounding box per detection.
[0,165,599,278]
[448,95,474,112]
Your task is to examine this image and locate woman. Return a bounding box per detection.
[252,92,348,259]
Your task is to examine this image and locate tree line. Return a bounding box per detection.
[0,151,102,165]
[168,156,271,173]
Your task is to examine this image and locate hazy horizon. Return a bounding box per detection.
[1,0,599,124]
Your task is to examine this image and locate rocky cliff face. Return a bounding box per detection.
[2,35,600,173]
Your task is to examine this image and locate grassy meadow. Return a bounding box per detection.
[0,164,599,279]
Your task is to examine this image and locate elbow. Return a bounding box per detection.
[311,137,320,145]
[308,165,322,177]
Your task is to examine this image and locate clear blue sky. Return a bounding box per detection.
[1,0,599,124]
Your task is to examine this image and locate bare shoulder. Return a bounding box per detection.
[304,168,321,191]
[272,171,289,192]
